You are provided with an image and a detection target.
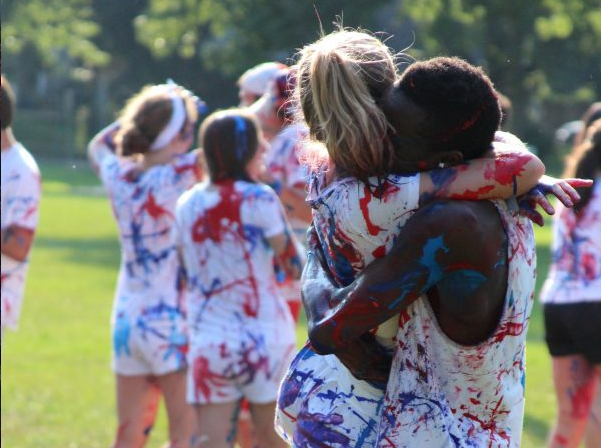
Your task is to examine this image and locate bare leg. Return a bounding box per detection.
[584,370,601,448]
[235,399,256,448]
[156,370,195,448]
[548,356,596,448]
[195,401,241,448]
[113,375,161,448]
[248,401,287,448]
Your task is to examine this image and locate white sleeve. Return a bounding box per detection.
[249,186,288,238]
[3,161,41,230]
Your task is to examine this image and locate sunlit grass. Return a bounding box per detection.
[1,159,560,447]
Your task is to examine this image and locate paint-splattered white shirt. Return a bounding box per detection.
[1,143,41,331]
[92,144,200,358]
[540,179,601,304]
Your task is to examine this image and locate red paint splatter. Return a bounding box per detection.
[192,355,230,402]
[359,186,384,236]
[484,153,531,185]
[570,377,596,419]
[553,434,569,446]
[174,161,202,179]
[457,184,496,200]
[492,321,525,344]
[140,191,173,220]
[115,421,130,445]
[397,310,411,329]
[372,245,387,258]
[190,181,260,316]
[582,252,597,281]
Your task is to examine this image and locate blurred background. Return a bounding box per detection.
[2,0,600,171]
[1,1,600,447]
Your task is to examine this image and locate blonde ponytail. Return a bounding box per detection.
[295,30,397,180]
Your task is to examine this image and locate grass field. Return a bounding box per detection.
[1,158,561,447]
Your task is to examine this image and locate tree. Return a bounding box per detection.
[1,0,110,69]
[134,0,391,75]
[395,0,601,167]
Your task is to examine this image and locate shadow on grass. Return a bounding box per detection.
[523,412,550,445]
[34,236,120,268]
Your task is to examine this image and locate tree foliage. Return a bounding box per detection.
[134,0,391,74]
[1,0,110,68]
[398,0,601,160]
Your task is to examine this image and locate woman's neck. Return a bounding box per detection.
[140,146,174,170]
[1,128,17,151]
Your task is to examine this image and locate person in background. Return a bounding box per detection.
[253,67,312,322]
[246,63,295,144]
[175,109,303,448]
[498,91,513,129]
[541,116,601,448]
[237,62,288,108]
[573,102,601,147]
[88,82,204,448]
[1,74,41,338]
[240,66,311,448]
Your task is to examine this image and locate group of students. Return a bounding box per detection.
[1,26,599,448]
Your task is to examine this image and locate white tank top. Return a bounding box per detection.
[378,199,536,448]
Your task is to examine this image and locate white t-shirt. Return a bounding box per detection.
[1,143,41,331]
[90,143,201,325]
[265,123,311,237]
[540,179,601,304]
[174,180,296,349]
[276,170,422,447]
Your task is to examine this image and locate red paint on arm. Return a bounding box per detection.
[484,153,532,185]
[457,185,496,200]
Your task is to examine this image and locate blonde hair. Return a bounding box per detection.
[115,85,198,157]
[295,29,397,180]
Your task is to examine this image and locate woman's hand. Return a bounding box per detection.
[517,175,594,225]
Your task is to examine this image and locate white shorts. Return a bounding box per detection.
[112,313,188,376]
[187,339,296,405]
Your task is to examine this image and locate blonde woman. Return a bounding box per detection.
[88,83,203,448]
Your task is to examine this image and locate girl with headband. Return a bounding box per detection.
[174,108,303,448]
[88,83,204,448]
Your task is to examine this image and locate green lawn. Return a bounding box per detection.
[1,159,559,447]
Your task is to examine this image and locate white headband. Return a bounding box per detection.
[150,88,187,151]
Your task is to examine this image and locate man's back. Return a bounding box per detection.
[378,199,536,447]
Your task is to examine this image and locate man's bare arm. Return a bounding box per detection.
[303,201,501,355]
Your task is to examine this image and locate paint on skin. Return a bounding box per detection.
[568,358,596,420]
[436,269,488,299]
[484,152,532,186]
[226,399,242,444]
